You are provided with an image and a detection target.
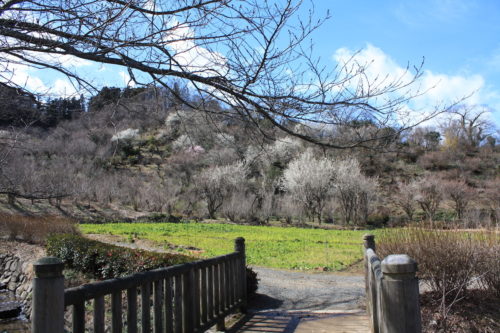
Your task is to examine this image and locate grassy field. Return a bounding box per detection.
[80,222,377,271]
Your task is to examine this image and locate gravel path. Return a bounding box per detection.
[249,266,366,312]
[85,234,366,312]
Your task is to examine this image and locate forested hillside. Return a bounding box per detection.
[0,85,498,227]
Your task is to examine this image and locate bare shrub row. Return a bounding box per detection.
[0,213,79,244]
[377,226,500,298]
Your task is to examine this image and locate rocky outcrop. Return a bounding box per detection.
[0,254,33,318]
[0,241,45,319]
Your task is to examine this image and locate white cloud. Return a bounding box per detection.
[162,21,228,78]
[1,48,91,97]
[332,44,493,125]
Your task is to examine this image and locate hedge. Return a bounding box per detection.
[46,234,194,279]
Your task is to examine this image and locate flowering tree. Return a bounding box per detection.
[282,150,335,223]
[195,162,246,219]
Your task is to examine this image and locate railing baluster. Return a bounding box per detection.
[214,263,220,316]
[234,258,240,303]
[216,262,227,331]
[229,259,234,307]
[194,267,201,328]
[94,296,105,333]
[127,287,138,333]
[174,274,183,333]
[207,265,214,321]
[73,301,85,333]
[225,260,230,310]
[112,291,122,333]
[141,283,151,333]
[200,266,207,324]
[154,280,164,333]
[183,270,195,333]
[165,277,174,333]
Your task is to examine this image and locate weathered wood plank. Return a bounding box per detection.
[194,267,201,328]
[224,260,230,310]
[207,264,214,321]
[72,301,85,333]
[164,277,174,333]
[111,292,122,333]
[183,270,195,333]
[200,266,207,324]
[93,296,105,333]
[214,263,220,316]
[127,288,138,333]
[154,280,164,333]
[174,274,183,333]
[141,283,151,333]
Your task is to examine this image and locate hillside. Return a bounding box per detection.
[0,87,498,228]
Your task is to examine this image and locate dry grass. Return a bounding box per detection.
[0,213,79,244]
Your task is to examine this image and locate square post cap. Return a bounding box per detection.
[381,254,417,274]
[33,257,64,278]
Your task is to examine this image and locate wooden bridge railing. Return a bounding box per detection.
[31,237,247,333]
[363,234,421,333]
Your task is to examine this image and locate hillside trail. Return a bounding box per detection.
[86,234,369,332]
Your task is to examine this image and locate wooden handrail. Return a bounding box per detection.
[32,238,247,333]
[363,234,422,333]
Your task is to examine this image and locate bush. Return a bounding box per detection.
[0,213,79,244]
[246,266,259,296]
[477,239,500,296]
[46,234,194,279]
[377,227,498,300]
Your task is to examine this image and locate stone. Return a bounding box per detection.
[5,260,13,270]
[0,301,22,319]
[8,281,16,291]
[9,260,18,271]
[0,282,6,290]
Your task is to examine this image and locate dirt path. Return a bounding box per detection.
[86,234,366,312]
[249,267,365,312]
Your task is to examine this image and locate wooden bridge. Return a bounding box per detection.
[30,236,421,333]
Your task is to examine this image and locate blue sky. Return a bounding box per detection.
[11,0,500,126]
[303,0,500,125]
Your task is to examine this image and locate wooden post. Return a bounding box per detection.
[234,237,247,314]
[363,234,380,333]
[363,234,375,252]
[363,234,375,292]
[32,257,65,333]
[380,254,421,333]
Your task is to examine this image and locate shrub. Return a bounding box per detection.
[377,227,497,300]
[476,238,500,296]
[418,151,453,170]
[46,234,194,279]
[0,213,79,244]
[246,266,259,296]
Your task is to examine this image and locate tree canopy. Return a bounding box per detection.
[0,0,447,147]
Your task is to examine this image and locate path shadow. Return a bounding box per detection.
[248,293,283,311]
[227,312,300,333]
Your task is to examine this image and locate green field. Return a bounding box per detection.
[80,223,377,271]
